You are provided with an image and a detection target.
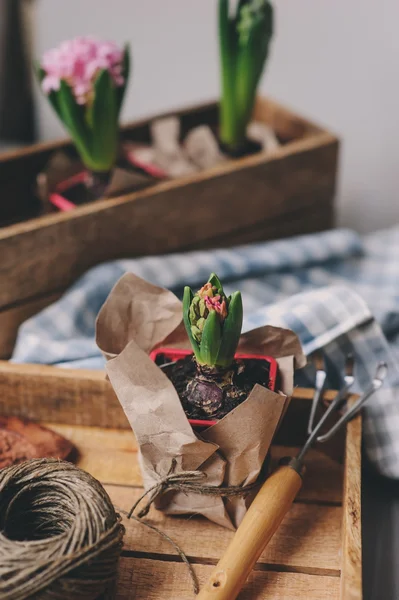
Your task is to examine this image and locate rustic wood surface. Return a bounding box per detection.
[195,465,304,600]
[0,354,360,597]
[0,381,355,599]
[39,400,360,599]
[0,97,339,358]
[0,131,337,309]
[0,361,341,429]
[341,398,362,600]
[44,421,345,599]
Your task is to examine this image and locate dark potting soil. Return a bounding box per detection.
[156,354,272,421]
[218,137,263,159]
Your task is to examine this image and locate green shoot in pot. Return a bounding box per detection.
[183,273,243,369]
[218,0,274,153]
[36,37,130,174]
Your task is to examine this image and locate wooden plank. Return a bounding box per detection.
[252,96,325,140]
[47,422,343,504]
[340,407,362,600]
[0,195,334,359]
[0,130,338,310]
[0,362,345,499]
[0,362,340,431]
[116,557,340,600]
[0,362,128,429]
[0,292,61,359]
[180,190,335,253]
[105,485,341,573]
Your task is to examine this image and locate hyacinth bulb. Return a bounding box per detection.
[35,37,130,173]
[183,273,243,368]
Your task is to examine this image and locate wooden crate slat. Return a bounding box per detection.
[0,363,126,428]
[0,132,337,311]
[0,354,360,598]
[0,361,341,431]
[0,193,334,361]
[105,484,341,573]
[340,405,362,600]
[47,421,343,504]
[116,557,340,600]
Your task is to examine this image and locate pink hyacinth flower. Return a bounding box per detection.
[204,295,228,320]
[40,36,125,105]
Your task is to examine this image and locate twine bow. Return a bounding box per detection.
[128,458,259,519]
[124,458,261,595]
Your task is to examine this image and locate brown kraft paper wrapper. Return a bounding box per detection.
[96,273,306,529]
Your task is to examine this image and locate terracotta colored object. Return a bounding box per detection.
[0,416,74,469]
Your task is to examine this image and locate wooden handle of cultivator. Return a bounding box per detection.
[197,463,303,600]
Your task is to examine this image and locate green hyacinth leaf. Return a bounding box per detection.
[219,0,239,148]
[199,310,222,366]
[219,0,273,149]
[91,69,118,171]
[183,287,200,360]
[208,273,224,294]
[116,44,131,118]
[235,0,273,137]
[216,291,243,367]
[35,62,63,121]
[58,80,92,168]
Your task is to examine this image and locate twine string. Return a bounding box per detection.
[0,458,261,599]
[0,458,124,600]
[124,458,260,595]
[128,457,259,519]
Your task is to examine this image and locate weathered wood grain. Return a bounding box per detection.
[0,362,126,428]
[0,193,333,361]
[0,354,360,599]
[47,421,343,504]
[340,405,362,600]
[0,131,338,312]
[115,557,340,600]
[105,485,341,574]
[21,382,359,599]
[0,361,340,431]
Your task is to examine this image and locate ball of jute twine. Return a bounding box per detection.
[0,458,125,600]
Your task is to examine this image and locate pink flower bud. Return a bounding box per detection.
[40,36,125,105]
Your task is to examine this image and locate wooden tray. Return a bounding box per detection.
[0,362,361,599]
[0,97,339,359]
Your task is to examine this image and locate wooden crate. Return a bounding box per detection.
[0,361,361,599]
[0,97,339,359]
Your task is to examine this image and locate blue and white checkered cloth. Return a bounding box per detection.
[12,227,399,478]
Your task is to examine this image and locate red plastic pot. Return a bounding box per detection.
[150,347,278,430]
[49,148,167,212]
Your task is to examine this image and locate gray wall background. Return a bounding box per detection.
[33,0,399,234]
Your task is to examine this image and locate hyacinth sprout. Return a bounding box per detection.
[36,37,130,173]
[218,0,273,152]
[183,273,243,369]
